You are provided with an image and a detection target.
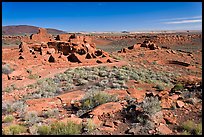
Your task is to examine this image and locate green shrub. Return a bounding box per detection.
[3,124,27,135]
[3,115,15,123]
[182,120,202,135]
[38,125,51,135]
[28,74,39,79]
[172,83,184,91]
[3,84,17,92]
[194,123,202,135]
[27,84,37,89]
[182,120,195,131]
[84,119,97,132]
[42,108,59,118]
[29,125,38,135]
[80,91,118,110]
[155,84,165,91]
[181,130,191,135]
[38,121,82,135]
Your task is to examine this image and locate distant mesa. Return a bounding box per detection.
[2,25,66,35]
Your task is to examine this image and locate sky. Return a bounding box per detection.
[2,2,202,32]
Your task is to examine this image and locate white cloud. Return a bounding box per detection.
[164,19,202,24]
[159,16,202,21]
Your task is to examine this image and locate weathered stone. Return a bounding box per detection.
[176,100,185,108]
[127,88,146,103]
[89,102,122,116]
[156,123,172,135]
[104,121,114,128]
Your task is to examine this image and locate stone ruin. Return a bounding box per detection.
[118,40,160,53]
[18,28,114,64]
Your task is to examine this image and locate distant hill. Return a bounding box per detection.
[2,25,67,35]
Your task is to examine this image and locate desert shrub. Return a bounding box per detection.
[3,115,15,123]
[28,74,39,79]
[116,72,129,81]
[48,121,82,135]
[3,84,17,92]
[97,79,109,87]
[172,83,184,91]
[38,119,82,135]
[12,101,27,113]
[42,108,60,118]
[2,64,13,74]
[155,84,165,91]
[182,120,202,135]
[86,85,102,92]
[77,78,89,85]
[37,125,51,135]
[141,96,161,115]
[80,91,118,110]
[29,125,38,135]
[2,101,13,114]
[83,119,97,132]
[3,124,27,135]
[181,130,191,135]
[111,82,122,89]
[97,66,107,71]
[87,74,100,81]
[194,123,202,135]
[24,111,41,126]
[98,70,109,77]
[2,100,27,115]
[27,84,37,89]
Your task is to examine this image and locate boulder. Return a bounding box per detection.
[89,102,123,116]
[128,43,141,50]
[176,100,185,108]
[156,123,172,135]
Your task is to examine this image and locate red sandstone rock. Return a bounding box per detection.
[89,102,123,116]
[176,100,185,108]
[127,88,146,102]
[160,97,173,109]
[104,121,114,128]
[156,123,172,135]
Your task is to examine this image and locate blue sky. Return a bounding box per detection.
[2,2,202,32]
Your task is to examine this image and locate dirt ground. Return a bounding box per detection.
[2,32,202,135]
